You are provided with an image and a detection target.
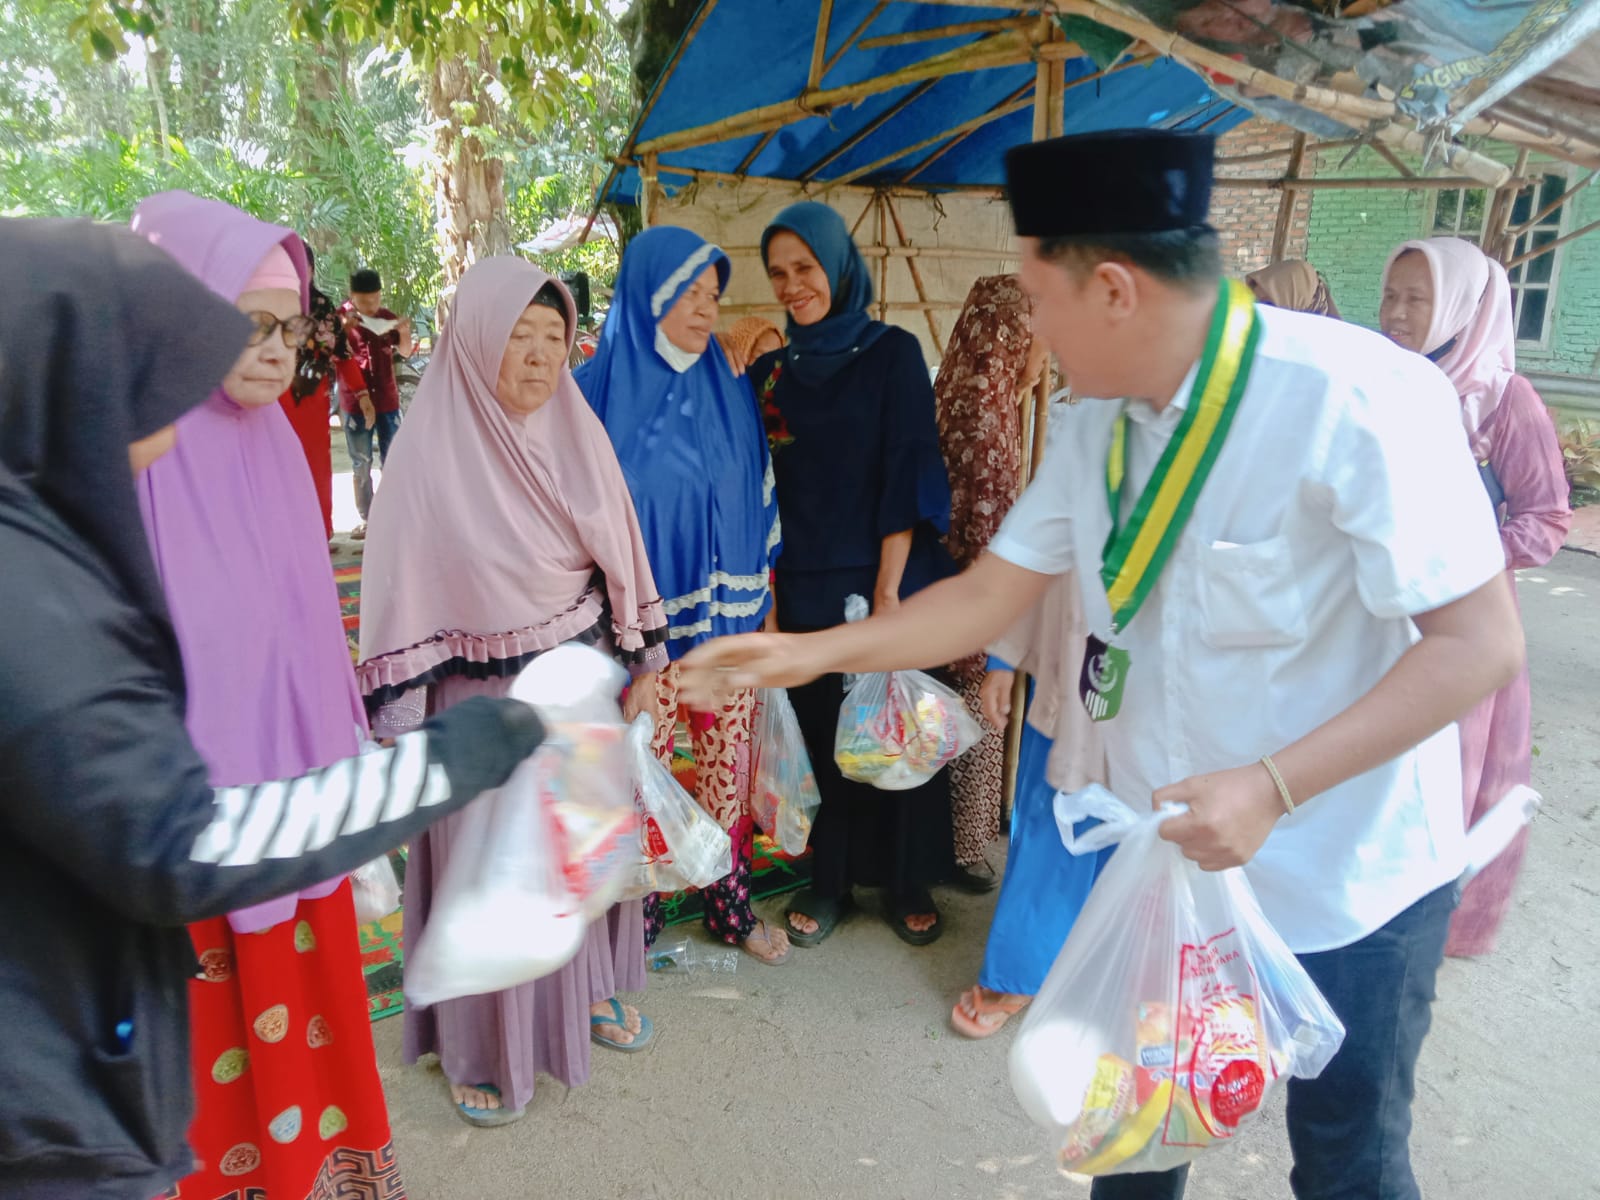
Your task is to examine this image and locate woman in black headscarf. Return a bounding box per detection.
[0,217,543,1200]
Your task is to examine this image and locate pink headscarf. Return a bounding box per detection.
[130,191,366,934]
[1384,237,1516,458]
[357,257,667,699]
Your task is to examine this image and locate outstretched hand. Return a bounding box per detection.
[1155,763,1286,871]
[677,633,827,709]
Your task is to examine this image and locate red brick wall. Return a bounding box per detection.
[1210,119,1310,275]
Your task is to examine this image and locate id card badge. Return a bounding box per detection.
[1079,633,1130,723]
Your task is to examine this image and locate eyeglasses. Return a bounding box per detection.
[245,311,318,349]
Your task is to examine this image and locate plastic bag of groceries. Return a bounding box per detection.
[404,645,634,1007]
[350,853,402,925]
[834,668,982,791]
[750,688,821,854]
[1010,785,1345,1177]
[621,714,733,898]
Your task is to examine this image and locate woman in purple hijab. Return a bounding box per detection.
[131,192,404,1200]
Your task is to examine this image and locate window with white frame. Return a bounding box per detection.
[1430,171,1570,345]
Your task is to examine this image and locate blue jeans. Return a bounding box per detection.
[1090,879,1459,1200]
[344,408,401,522]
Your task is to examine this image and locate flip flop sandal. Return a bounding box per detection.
[590,997,654,1053]
[889,893,944,946]
[784,890,849,949]
[950,987,1030,1039]
[740,920,791,966]
[949,861,999,894]
[454,1083,526,1128]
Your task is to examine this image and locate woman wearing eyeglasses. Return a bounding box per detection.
[129,192,407,1200]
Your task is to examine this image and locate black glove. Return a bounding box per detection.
[422,696,547,801]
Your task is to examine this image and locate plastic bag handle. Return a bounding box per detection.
[1053,783,1188,856]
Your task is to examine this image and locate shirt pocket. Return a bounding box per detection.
[1197,536,1308,649]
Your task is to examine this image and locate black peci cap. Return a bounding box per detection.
[1003,129,1216,238]
[350,267,382,293]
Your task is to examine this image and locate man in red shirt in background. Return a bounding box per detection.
[337,267,412,539]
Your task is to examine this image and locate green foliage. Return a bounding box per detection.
[21,0,633,307]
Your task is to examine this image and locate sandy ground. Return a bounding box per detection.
[362,550,1600,1200]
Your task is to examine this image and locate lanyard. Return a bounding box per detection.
[1098,277,1261,634]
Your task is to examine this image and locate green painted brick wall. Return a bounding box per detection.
[1304,146,1600,378]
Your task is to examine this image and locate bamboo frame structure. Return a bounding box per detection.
[900,78,1036,183]
[808,0,835,91]
[1505,214,1600,271]
[884,193,945,354]
[860,16,1033,49]
[1271,133,1308,261]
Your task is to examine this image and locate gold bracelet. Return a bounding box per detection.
[1260,755,1295,814]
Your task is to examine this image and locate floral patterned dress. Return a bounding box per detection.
[933,275,1035,867]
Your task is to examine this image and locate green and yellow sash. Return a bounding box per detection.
[1099,277,1261,633]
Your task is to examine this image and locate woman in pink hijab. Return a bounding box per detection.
[357,256,669,1126]
[131,192,402,1197]
[1380,236,1572,957]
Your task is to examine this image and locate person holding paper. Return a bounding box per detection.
[337,267,412,537]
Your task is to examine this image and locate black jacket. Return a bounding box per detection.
[0,482,542,1199]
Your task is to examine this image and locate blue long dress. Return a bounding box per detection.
[978,665,1111,996]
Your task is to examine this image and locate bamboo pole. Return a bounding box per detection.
[1508,169,1599,241]
[876,194,890,323]
[826,95,1036,188]
[1504,213,1600,270]
[719,300,972,315]
[718,244,1021,262]
[1051,0,1394,122]
[640,153,660,229]
[884,193,944,354]
[641,162,1007,198]
[900,79,1036,183]
[850,191,877,238]
[1371,142,1415,179]
[1271,133,1307,262]
[633,32,1036,156]
[1486,149,1531,263]
[861,16,1032,49]
[734,128,779,176]
[809,0,836,91]
[1211,175,1514,191]
[822,1,889,76]
[799,79,940,182]
[1369,124,1511,188]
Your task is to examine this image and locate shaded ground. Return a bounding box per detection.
[369,553,1600,1200]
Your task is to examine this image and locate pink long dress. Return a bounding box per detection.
[1447,374,1571,957]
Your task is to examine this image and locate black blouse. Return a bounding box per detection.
[756,326,954,628]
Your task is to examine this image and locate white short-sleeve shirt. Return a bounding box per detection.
[989,306,1506,953]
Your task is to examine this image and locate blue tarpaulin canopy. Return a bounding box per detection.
[603,1,1247,205]
[601,0,1600,209]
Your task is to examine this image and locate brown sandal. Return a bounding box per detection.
[950,985,1029,1039]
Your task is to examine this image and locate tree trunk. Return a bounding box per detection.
[428,49,511,321]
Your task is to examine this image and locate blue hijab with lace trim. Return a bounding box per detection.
[575,226,778,658]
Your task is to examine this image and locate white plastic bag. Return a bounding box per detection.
[834,668,983,791]
[1011,785,1345,1177]
[622,714,733,898]
[350,854,402,925]
[404,645,634,1007]
[403,749,585,1007]
[750,689,821,855]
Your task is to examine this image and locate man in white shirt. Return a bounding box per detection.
[681,129,1523,1199]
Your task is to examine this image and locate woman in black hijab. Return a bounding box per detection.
[0,218,545,1200]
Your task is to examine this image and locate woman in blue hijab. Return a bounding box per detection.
[575,227,789,965]
[751,201,956,950]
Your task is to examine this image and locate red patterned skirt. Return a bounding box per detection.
[163,881,404,1199]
